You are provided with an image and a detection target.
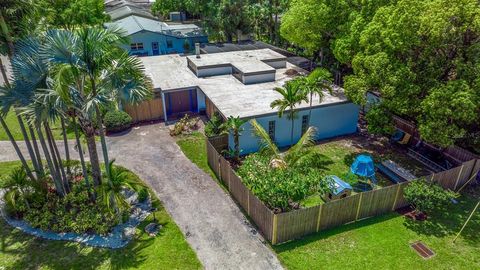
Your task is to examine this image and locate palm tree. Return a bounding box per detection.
[42,27,151,185]
[98,160,146,216]
[270,80,308,146]
[298,68,333,123]
[250,119,316,168]
[222,116,247,161]
[2,167,32,211]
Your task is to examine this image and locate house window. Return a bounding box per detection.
[130,43,144,50]
[301,115,309,134]
[268,121,276,141]
[166,40,173,48]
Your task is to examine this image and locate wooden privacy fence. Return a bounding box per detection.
[206,137,480,245]
[124,98,164,123]
[392,115,479,164]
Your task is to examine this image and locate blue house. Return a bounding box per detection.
[126,49,359,153]
[105,15,208,56]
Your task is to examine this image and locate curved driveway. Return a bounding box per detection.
[0,123,283,270]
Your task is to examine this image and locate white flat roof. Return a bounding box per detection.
[140,50,349,118]
[187,49,285,73]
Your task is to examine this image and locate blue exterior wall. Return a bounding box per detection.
[197,88,206,112]
[123,30,208,56]
[229,102,360,154]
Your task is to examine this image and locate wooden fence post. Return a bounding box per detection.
[247,192,250,215]
[272,214,278,245]
[316,204,323,232]
[453,165,464,191]
[355,193,363,221]
[392,184,402,211]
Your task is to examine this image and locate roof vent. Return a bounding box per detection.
[195,43,200,58]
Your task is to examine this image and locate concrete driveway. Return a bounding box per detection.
[106,124,283,270]
[0,123,283,269]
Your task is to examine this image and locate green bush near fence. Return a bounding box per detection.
[103,110,132,133]
[238,153,325,211]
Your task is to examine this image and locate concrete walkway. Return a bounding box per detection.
[0,124,283,270]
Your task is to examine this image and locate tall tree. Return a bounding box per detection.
[297,68,333,123]
[344,0,480,147]
[270,80,308,146]
[39,0,110,30]
[42,27,152,185]
[222,116,247,161]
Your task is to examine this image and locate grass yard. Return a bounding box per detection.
[301,135,430,207]
[275,187,480,269]
[0,110,75,141]
[0,161,202,270]
[176,131,217,179]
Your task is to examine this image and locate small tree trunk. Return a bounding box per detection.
[60,118,71,176]
[15,112,40,174]
[73,117,93,199]
[290,110,294,146]
[0,115,35,181]
[308,92,313,128]
[234,130,240,161]
[44,122,68,194]
[36,124,65,196]
[46,122,70,193]
[85,133,101,186]
[0,56,10,87]
[28,124,44,176]
[95,106,112,184]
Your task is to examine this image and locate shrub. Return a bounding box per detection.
[404,179,458,214]
[204,113,226,137]
[104,110,132,133]
[138,188,149,202]
[22,181,120,235]
[237,154,325,211]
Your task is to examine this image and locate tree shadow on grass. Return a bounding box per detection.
[400,183,480,242]
[402,189,480,246]
[0,217,157,270]
[300,152,335,173]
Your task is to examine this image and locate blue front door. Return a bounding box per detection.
[152,42,159,55]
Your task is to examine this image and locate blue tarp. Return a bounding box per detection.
[351,155,376,178]
[326,175,352,195]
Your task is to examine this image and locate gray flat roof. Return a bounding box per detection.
[140,49,349,119]
[187,49,284,74]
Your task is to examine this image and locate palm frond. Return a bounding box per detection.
[285,126,317,166]
[250,119,280,157]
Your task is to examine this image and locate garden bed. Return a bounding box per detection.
[0,161,201,269]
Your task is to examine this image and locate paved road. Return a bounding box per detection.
[0,124,283,270]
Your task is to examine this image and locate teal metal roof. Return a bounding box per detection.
[105,15,206,38]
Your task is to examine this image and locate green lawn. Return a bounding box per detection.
[0,161,202,270]
[0,110,75,141]
[176,131,217,179]
[275,187,480,269]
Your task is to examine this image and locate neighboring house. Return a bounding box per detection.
[106,4,156,21]
[105,15,208,56]
[126,48,359,154]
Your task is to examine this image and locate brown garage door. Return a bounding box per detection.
[166,89,197,117]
